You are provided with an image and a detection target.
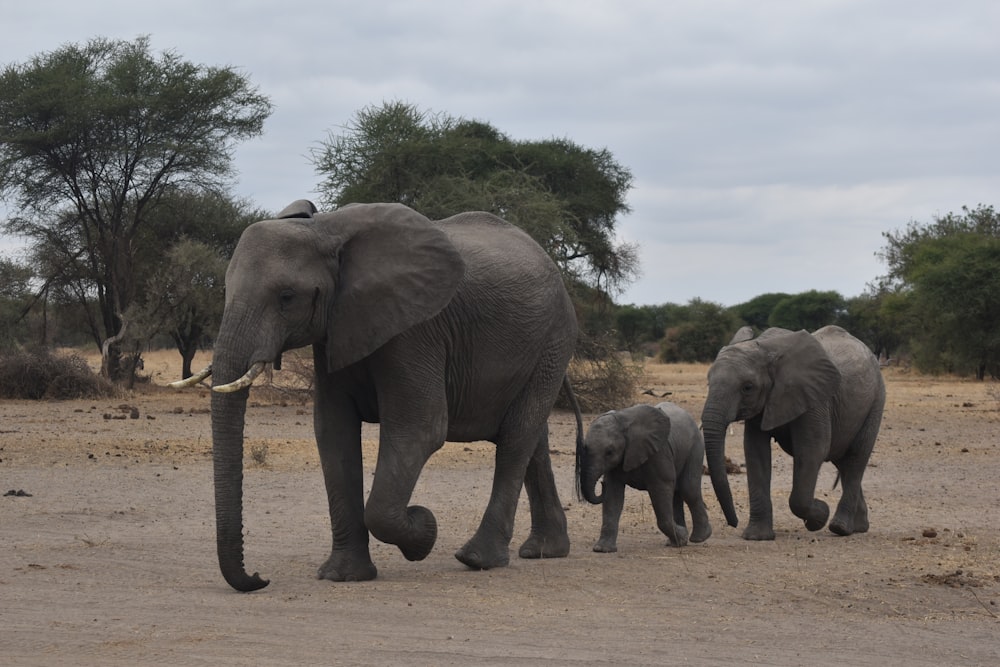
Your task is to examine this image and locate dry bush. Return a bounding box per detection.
[562,334,644,413]
[565,354,643,413]
[0,348,116,400]
[249,349,314,405]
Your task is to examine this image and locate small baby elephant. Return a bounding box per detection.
[578,402,712,551]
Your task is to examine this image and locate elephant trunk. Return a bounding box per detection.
[210,355,269,592]
[702,405,740,528]
[577,445,604,505]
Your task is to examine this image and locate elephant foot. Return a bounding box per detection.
[592,539,618,553]
[829,510,868,536]
[830,497,869,536]
[518,531,570,560]
[455,538,511,570]
[803,500,830,532]
[396,506,438,561]
[317,551,378,582]
[742,521,776,541]
[666,525,689,547]
[828,517,852,536]
[689,522,712,544]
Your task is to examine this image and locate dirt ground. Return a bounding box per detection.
[2,350,999,666]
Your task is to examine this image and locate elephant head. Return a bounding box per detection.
[700,328,840,528]
[578,405,671,504]
[207,200,465,591]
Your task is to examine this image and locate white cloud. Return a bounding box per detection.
[1,0,998,306]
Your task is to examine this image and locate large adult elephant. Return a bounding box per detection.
[701,326,885,540]
[176,200,580,591]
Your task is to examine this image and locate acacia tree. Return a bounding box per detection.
[129,190,262,379]
[311,101,638,295]
[878,204,1000,379]
[0,257,33,348]
[0,36,271,380]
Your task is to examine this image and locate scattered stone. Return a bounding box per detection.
[4,489,33,497]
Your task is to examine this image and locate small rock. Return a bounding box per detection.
[922,528,937,538]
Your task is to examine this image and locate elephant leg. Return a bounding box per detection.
[364,421,445,562]
[313,369,377,582]
[455,436,528,570]
[647,479,687,546]
[593,472,626,553]
[788,454,829,531]
[679,460,712,544]
[787,417,831,531]
[363,358,447,563]
[518,425,571,559]
[830,453,872,536]
[742,428,776,540]
[830,402,881,536]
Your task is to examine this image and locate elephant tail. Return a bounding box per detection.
[562,374,585,502]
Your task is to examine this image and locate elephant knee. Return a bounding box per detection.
[364,504,397,544]
[789,496,829,530]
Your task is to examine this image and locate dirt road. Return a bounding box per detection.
[2,355,998,665]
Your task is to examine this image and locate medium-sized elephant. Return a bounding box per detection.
[578,402,712,551]
[702,326,885,541]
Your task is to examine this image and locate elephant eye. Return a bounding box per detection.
[279,289,295,308]
[741,382,754,394]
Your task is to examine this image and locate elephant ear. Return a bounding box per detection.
[759,330,841,431]
[728,325,755,345]
[276,199,317,219]
[318,203,466,372]
[623,405,672,472]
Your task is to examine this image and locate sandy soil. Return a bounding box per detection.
[2,350,999,666]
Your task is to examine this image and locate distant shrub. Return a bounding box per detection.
[0,348,116,399]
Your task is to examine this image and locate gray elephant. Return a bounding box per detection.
[578,402,712,551]
[175,200,581,591]
[701,325,885,540]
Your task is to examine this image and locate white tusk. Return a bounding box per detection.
[212,361,266,393]
[168,364,213,388]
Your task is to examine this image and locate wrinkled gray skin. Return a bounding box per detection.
[211,200,578,591]
[579,402,712,551]
[702,325,885,540]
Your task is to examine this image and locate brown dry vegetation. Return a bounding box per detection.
[2,350,999,665]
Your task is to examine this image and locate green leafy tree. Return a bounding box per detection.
[613,303,684,354]
[0,36,271,380]
[767,290,846,331]
[129,238,228,380]
[311,101,638,295]
[878,205,1000,378]
[127,190,261,378]
[732,292,791,331]
[614,304,653,352]
[658,298,741,362]
[839,283,906,362]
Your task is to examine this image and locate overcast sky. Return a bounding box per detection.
[2,1,998,306]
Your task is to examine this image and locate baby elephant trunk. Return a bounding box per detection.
[578,445,604,504]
